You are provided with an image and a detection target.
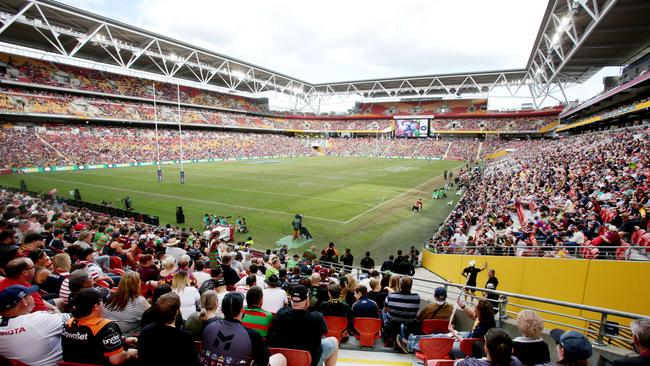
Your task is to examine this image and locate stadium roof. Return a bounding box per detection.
[0,0,648,105]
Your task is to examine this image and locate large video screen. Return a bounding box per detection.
[395,119,429,137]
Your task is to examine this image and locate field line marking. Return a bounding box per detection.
[79,172,374,207]
[342,162,464,224]
[27,175,347,224]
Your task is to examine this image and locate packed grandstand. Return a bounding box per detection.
[0,1,649,366]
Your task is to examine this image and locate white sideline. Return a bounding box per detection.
[342,162,464,223]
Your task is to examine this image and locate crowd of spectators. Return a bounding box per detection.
[0,53,268,113]
[430,117,555,132]
[431,127,650,260]
[0,124,317,168]
[0,176,647,365]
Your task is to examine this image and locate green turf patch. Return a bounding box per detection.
[0,157,464,256]
[275,235,313,249]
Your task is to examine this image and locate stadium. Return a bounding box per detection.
[0,0,648,365]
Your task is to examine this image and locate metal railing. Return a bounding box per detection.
[423,244,649,261]
[317,260,648,347]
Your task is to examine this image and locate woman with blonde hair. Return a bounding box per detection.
[159,255,177,278]
[172,270,201,320]
[386,274,401,293]
[184,290,222,338]
[104,271,150,336]
[52,253,71,275]
[513,310,550,366]
[343,273,358,305]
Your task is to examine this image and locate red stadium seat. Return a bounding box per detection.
[324,316,349,342]
[353,317,382,347]
[426,360,456,366]
[415,337,454,361]
[631,229,646,245]
[421,319,449,334]
[616,241,630,260]
[269,348,311,366]
[460,338,484,358]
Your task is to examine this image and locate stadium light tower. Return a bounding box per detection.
[176,84,185,184]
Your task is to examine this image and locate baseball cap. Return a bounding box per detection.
[70,288,102,318]
[215,278,227,287]
[550,329,593,361]
[0,285,39,310]
[434,287,447,303]
[290,285,309,303]
[266,274,280,286]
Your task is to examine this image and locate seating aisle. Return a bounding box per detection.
[338,349,416,366]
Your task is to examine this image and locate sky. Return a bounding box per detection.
[58,0,620,111]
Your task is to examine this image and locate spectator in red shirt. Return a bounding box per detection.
[0,257,57,312]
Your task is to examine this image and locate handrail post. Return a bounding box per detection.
[498,296,508,327]
[595,313,608,346]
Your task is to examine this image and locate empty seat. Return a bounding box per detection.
[426,360,456,366]
[353,317,382,347]
[460,338,484,358]
[415,337,454,362]
[421,319,449,334]
[324,316,349,342]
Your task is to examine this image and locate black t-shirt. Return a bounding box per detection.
[380,260,394,272]
[463,267,481,286]
[269,308,327,366]
[309,286,329,310]
[360,256,375,269]
[139,322,198,366]
[396,261,415,276]
[320,300,350,317]
[341,253,354,267]
[222,266,240,286]
[62,317,124,365]
[49,238,64,251]
[512,339,550,366]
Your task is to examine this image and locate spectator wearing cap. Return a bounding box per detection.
[0,257,56,312]
[202,292,286,366]
[138,292,198,365]
[269,285,339,366]
[550,329,593,366]
[17,231,46,258]
[422,287,453,320]
[242,285,273,337]
[262,274,287,314]
[613,318,650,366]
[512,310,550,366]
[0,285,70,366]
[62,288,138,365]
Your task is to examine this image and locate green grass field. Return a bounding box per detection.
[0,157,463,256]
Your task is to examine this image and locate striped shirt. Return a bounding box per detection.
[242,306,273,337]
[385,291,421,322]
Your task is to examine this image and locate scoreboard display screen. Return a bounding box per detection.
[395,119,429,137]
